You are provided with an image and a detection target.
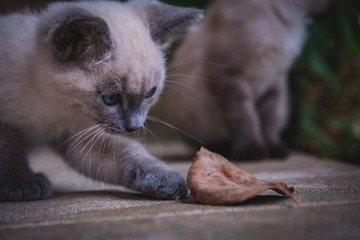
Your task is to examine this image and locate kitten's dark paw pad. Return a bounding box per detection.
[268,143,289,159]
[0,173,52,202]
[231,144,268,161]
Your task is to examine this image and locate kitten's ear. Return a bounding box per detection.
[40,8,114,67]
[131,0,203,49]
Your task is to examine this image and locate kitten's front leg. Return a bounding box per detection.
[58,133,188,199]
[0,123,52,201]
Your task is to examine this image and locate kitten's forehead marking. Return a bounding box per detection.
[95,6,165,94]
[47,1,165,96]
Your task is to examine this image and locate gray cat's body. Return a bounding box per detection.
[0,0,201,201]
[166,0,332,160]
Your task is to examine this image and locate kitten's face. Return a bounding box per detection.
[76,11,166,134]
[38,1,202,134]
[89,49,165,134]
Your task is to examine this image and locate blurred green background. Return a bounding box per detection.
[1,0,359,164]
[288,0,360,164]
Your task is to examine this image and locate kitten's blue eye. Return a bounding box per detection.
[102,94,119,106]
[145,87,157,99]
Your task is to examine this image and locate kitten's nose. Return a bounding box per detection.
[124,112,143,132]
[125,126,140,132]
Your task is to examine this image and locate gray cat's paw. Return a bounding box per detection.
[135,169,188,200]
[0,173,52,202]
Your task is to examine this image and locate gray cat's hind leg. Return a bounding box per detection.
[229,103,269,160]
[257,76,290,158]
[0,123,52,201]
[208,77,269,160]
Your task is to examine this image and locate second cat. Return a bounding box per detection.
[165,0,332,160]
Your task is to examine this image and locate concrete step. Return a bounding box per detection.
[0,149,359,240]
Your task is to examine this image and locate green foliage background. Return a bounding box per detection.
[290,0,360,164]
[163,0,360,164]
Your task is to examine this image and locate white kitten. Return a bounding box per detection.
[0,0,202,201]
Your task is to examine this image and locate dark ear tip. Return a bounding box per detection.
[193,9,204,18]
[145,3,204,48]
[48,9,113,67]
[190,9,204,22]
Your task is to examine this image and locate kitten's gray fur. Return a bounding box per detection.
[165,0,332,160]
[0,0,202,201]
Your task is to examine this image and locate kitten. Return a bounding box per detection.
[0,0,202,202]
[165,0,332,160]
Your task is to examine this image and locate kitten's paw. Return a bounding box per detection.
[268,142,290,159]
[136,169,188,200]
[231,143,268,161]
[156,170,188,200]
[0,173,52,202]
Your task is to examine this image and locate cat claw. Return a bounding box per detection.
[0,173,52,202]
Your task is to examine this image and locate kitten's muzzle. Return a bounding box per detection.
[104,110,145,134]
[104,124,140,134]
[124,112,144,133]
[125,125,140,133]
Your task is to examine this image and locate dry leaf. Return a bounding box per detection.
[187,147,299,205]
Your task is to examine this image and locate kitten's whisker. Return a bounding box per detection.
[81,127,106,175]
[111,137,116,170]
[163,84,193,104]
[59,124,101,150]
[167,73,213,83]
[85,127,106,159]
[66,125,100,148]
[165,79,199,93]
[66,130,95,155]
[139,125,147,143]
[166,58,229,72]
[138,122,148,143]
[66,133,92,155]
[146,116,206,146]
[165,59,190,71]
[67,125,103,155]
[142,124,164,157]
[98,133,108,162]
[83,130,106,168]
[79,126,104,158]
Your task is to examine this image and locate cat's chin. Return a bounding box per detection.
[105,128,125,135]
[104,126,141,135]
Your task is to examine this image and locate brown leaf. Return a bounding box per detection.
[187,147,299,205]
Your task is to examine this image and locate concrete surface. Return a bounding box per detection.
[0,147,360,240]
